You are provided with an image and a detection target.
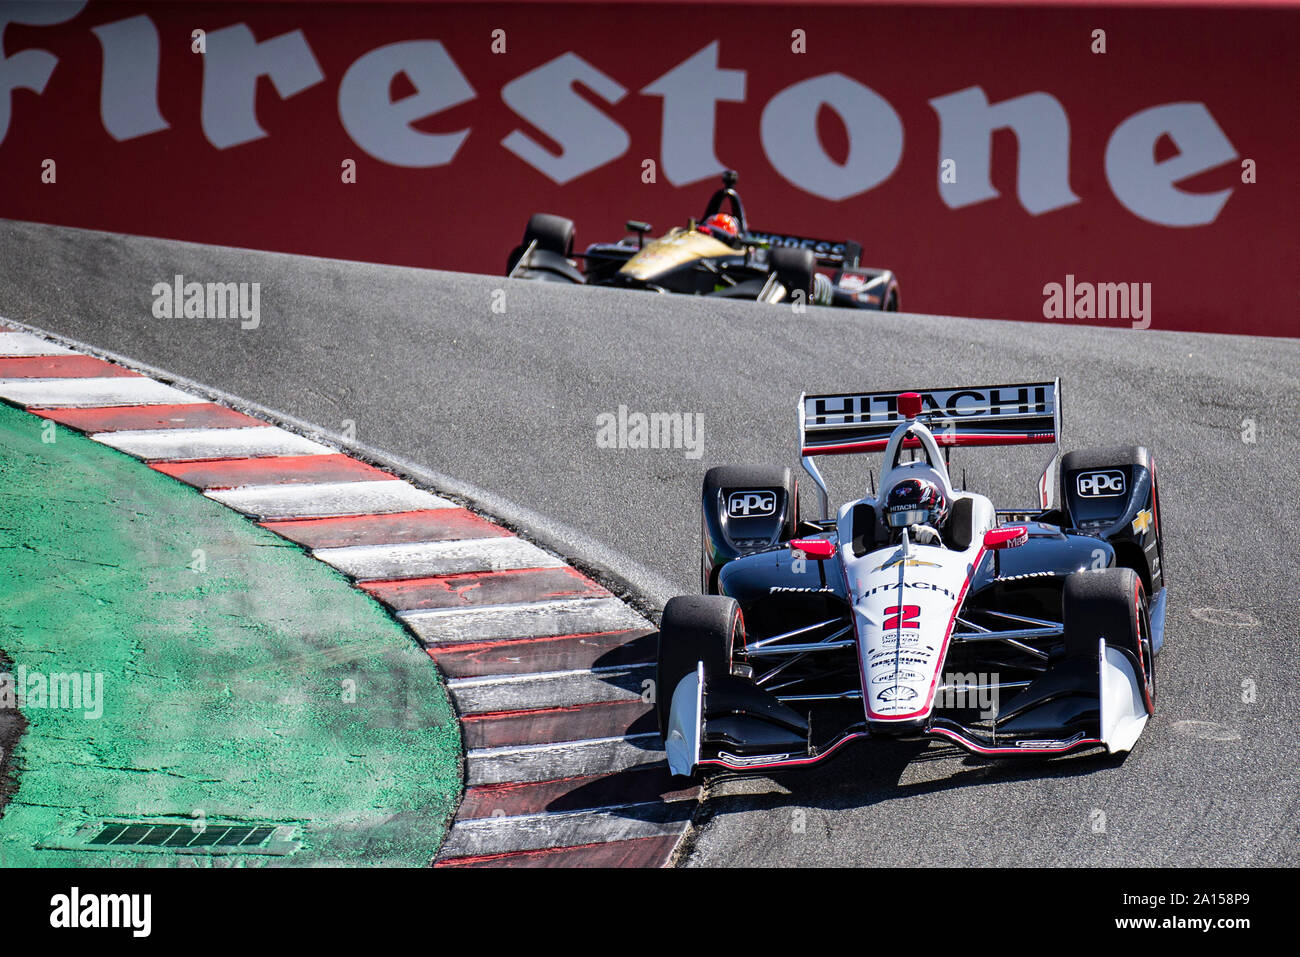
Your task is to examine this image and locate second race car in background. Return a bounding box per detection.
[505,170,900,311]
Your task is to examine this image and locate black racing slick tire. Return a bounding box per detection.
[1062,567,1155,708]
[768,246,816,300]
[656,595,742,737]
[522,212,575,257]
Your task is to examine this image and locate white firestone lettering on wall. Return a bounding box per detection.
[338,40,475,168]
[1104,102,1237,227]
[2,14,1238,226]
[761,71,904,201]
[200,24,324,150]
[500,52,629,184]
[91,15,169,141]
[0,0,88,143]
[928,86,1081,215]
[641,41,745,187]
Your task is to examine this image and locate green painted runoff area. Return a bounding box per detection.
[0,400,460,866]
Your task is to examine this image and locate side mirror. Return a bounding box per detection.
[626,220,652,248]
[789,538,835,560]
[983,526,1028,550]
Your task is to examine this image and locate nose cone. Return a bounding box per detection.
[857,597,944,724]
[618,231,733,280]
[848,548,968,726]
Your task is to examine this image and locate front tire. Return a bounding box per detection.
[768,247,816,301]
[522,212,574,256]
[656,595,742,737]
[1062,567,1154,711]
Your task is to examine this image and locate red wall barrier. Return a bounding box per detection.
[1,1,1296,336]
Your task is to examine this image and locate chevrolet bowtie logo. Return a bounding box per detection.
[1131,508,1153,535]
[873,557,942,572]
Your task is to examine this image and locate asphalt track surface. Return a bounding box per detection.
[2,219,1298,867]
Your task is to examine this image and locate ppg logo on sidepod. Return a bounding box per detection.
[1076,470,1126,497]
[728,490,777,517]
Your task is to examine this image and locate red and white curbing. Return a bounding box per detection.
[0,322,698,867]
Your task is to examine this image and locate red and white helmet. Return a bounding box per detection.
[885,478,949,529]
[699,213,739,238]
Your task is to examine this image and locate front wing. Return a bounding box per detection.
[666,616,1158,776]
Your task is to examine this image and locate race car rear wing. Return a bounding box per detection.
[747,230,862,268]
[797,380,1062,516]
[800,381,1060,456]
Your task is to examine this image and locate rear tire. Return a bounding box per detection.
[656,595,742,737]
[1062,567,1154,709]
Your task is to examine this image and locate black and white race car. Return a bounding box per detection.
[505,171,900,311]
[659,381,1166,777]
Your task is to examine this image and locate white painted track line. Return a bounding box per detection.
[92,426,335,461]
[0,377,204,408]
[207,480,455,519]
[313,536,566,580]
[448,664,651,714]
[466,733,662,785]
[401,596,650,644]
[0,331,77,356]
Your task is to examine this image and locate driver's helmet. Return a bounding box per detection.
[699,213,739,239]
[884,478,949,529]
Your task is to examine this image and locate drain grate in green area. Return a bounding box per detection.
[61,821,301,856]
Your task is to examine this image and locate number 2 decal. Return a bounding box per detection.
[884,605,921,630]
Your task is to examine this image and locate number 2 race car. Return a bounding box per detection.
[658,381,1166,777]
[505,170,900,310]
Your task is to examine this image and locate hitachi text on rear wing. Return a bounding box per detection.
[796,380,1062,517]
